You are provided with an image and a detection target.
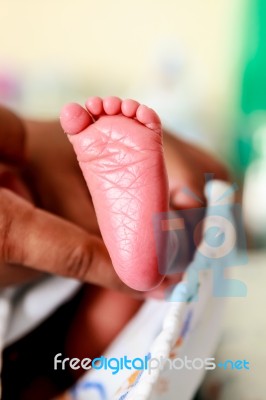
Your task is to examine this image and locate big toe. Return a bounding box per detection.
[60,103,93,135]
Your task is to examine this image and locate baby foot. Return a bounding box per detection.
[60,97,169,290]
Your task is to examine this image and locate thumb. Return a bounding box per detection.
[0,189,131,293]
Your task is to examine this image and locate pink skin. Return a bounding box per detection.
[60,97,169,291]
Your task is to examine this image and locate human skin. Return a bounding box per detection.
[60,96,229,291]
[60,97,169,291]
[0,104,228,290]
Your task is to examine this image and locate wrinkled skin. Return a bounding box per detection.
[60,97,170,290]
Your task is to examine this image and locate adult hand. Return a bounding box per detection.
[0,107,133,293]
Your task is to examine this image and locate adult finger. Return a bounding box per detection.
[164,132,230,209]
[0,188,135,294]
[172,140,230,209]
[184,139,230,182]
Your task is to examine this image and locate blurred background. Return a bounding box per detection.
[1,1,265,243]
[1,0,266,398]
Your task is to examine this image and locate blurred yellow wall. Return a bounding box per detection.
[1,0,245,102]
